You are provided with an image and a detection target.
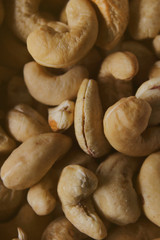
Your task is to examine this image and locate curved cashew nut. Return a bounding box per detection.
[57,165,107,240]
[75,79,111,158]
[103,96,160,156]
[27,0,98,68]
[0,0,4,26]
[0,126,17,154]
[149,61,160,79]
[137,151,160,227]
[93,153,141,225]
[24,61,88,106]
[1,133,72,190]
[12,228,27,240]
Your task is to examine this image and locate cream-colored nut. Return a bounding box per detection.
[153,35,160,58]
[7,104,51,142]
[59,5,67,24]
[57,165,107,240]
[93,153,141,225]
[48,100,74,132]
[27,169,57,216]
[149,61,160,79]
[1,133,72,190]
[24,62,88,106]
[91,0,129,50]
[137,151,160,227]
[75,79,111,158]
[42,217,86,240]
[136,77,160,125]
[0,178,24,222]
[103,96,160,156]
[0,0,4,25]
[12,228,27,240]
[0,126,17,154]
[129,0,160,40]
[27,0,98,68]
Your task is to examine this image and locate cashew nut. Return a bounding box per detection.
[149,61,160,79]
[1,133,72,190]
[153,35,160,58]
[12,228,27,240]
[24,61,88,106]
[0,126,17,154]
[27,0,98,68]
[57,165,107,240]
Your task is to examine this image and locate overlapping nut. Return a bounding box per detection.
[153,35,160,58]
[149,61,160,79]
[0,126,16,154]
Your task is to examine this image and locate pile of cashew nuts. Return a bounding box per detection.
[1,0,160,239]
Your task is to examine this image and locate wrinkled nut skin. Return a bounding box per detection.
[137,151,160,227]
[153,35,160,58]
[7,104,51,142]
[0,126,17,154]
[129,0,160,40]
[42,217,86,240]
[75,79,111,158]
[24,62,88,106]
[27,0,98,68]
[103,96,160,156]
[57,165,107,240]
[149,62,160,79]
[93,153,141,225]
[1,133,72,190]
[48,100,74,132]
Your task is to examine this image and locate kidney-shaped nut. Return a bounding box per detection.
[103,96,160,156]
[149,61,160,79]
[136,77,160,126]
[57,165,107,240]
[12,228,27,240]
[48,100,74,132]
[27,0,98,68]
[42,216,86,240]
[137,151,160,227]
[1,133,72,190]
[93,153,141,225]
[7,104,51,142]
[24,61,88,106]
[0,126,17,154]
[75,79,111,158]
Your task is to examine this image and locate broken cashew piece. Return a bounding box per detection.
[75,79,111,158]
[12,228,27,240]
[27,0,98,68]
[57,165,107,240]
[1,133,72,190]
[24,61,88,106]
[0,126,17,154]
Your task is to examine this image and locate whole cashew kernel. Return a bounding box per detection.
[153,35,160,58]
[1,133,72,190]
[149,61,160,79]
[75,79,111,158]
[27,0,98,68]
[48,100,74,132]
[57,165,107,240]
[0,126,17,154]
[24,61,88,106]
[13,228,27,240]
[93,153,141,225]
[7,104,51,142]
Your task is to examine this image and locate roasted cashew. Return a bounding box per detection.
[93,153,141,225]
[149,61,160,79]
[12,228,27,240]
[103,96,160,156]
[57,165,107,240]
[7,104,51,142]
[0,0,4,25]
[153,35,160,58]
[27,0,98,68]
[129,0,160,40]
[24,61,88,106]
[1,133,72,190]
[0,126,17,154]
[75,79,111,158]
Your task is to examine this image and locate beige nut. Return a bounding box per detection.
[136,77,160,125]
[24,61,88,106]
[153,35,160,58]
[75,79,111,158]
[93,153,141,225]
[149,61,160,79]
[129,0,160,40]
[12,228,27,240]
[0,126,17,154]
[7,104,51,142]
[42,217,86,240]
[57,165,107,240]
[48,100,74,132]
[137,151,160,227]
[1,133,72,190]
[91,0,129,50]
[103,96,160,156]
[27,0,98,68]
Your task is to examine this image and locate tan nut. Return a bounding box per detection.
[24,62,88,106]
[27,0,98,68]
[1,133,72,190]
[75,79,111,158]
[13,228,27,240]
[7,104,51,142]
[103,96,160,156]
[153,35,160,58]
[149,61,160,79]
[93,153,141,225]
[129,0,160,40]
[57,165,107,240]
[0,126,17,154]
[48,100,74,132]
